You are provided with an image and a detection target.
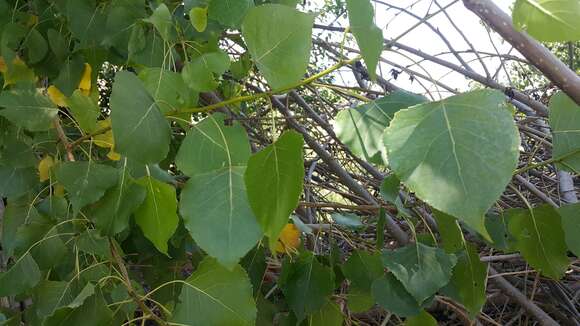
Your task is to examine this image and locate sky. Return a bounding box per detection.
[309,0,520,97]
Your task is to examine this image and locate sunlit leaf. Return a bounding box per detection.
[346,0,383,79]
[513,0,580,42]
[242,4,314,89]
[274,223,301,253]
[384,90,520,238]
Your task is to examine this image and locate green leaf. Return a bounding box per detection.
[245,130,304,248]
[176,113,251,176]
[55,161,118,213]
[432,210,463,254]
[272,0,301,6]
[90,163,147,236]
[558,203,580,256]
[1,197,37,257]
[0,140,36,168]
[128,24,166,68]
[0,253,40,296]
[189,7,208,32]
[371,273,421,317]
[242,4,314,89]
[59,0,106,48]
[0,166,36,198]
[342,251,383,312]
[484,212,516,251]
[180,166,263,268]
[335,91,426,165]
[43,286,115,326]
[139,68,198,114]
[66,90,100,133]
[512,0,580,42]
[54,55,85,97]
[76,229,111,258]
[279,252,335,321]
[47,29,68,62]
[381,243,457,304]
[182,51,230,92]
[0,88,58,131]
[306,300,343,326]
[331,213,363,229]
[209,0,253,28]
[345,0,383,79]
[507,205,569,279]
[405,310,437,326]
[144,3,176,42]
[33,281,74,318]
[172,257,257,325]
[441,244,487,317]
[25,28,48,64]
[549,91,580,173]
[384,89,520,238]
[103,0,148,55]
[110,71,171,164]
[134,176,179,256]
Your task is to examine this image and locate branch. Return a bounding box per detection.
[462,0,580,105]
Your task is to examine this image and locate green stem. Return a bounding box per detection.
[513,149,580,175]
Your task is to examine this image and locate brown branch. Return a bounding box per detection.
[53,118,75,161]
[462,0,580,105]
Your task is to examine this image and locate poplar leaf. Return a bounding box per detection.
[275,224,301,254]
[38,155,55,182]
[189,7,207,32]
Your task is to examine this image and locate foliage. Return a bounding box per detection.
[0,0,578,325]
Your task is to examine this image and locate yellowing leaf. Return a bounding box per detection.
[26,15,38,27]
[107,148,121,161]
[275,224,301,253]
[47,86,68,107]
[190,7,208,32]
[78,63,92,95]
[2,57,37,87]
[0,57,6,73]
[54,183,65,197]
[38,155,55,182]
[93,119,114,148]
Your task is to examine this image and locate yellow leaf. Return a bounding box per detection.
[78,63,92,95]
[38,155,55,182]
[27,15,38,27]
[54,183,65,197]
[2,57,37,87]
[47,86,68,107]
[93,119,113,148]
[107,148,121,161]
[275,224,301,254]
[189,7,208,32]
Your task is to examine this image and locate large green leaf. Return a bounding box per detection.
[55,161,119,213]
[342,251,383,312]
[512,0,580,42]
[172,257,257,325]
[139,68,198,114]
[279,252,335,321]
[134,176,179,256]
[381,243,457,304]
[0,88,58,131]
[335,91,426,165]
[209,0,253,28]
[90,162,147,236]
[110,71,171,164]
[433,210,464,254]
[549,91,580,173]
[507,206,569,279]
[176,113,251,176]
[180,166,262,268]
[54,56,85,97]
[384,89,520,238]
[0,253,40,296]
[371,273,421,317]
[558,203,580,256]
[242,4,314,89]
[245,130,304,248]
[345,0,383,79]
[182,51,230,92]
